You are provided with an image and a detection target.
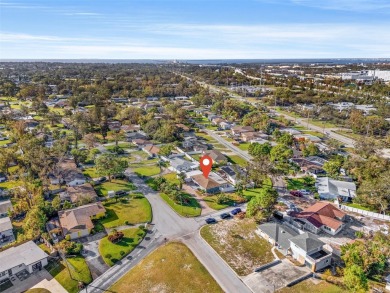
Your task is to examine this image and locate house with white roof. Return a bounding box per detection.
[316,177,356,201]
[168,157,199,173]
[0,241,48,281]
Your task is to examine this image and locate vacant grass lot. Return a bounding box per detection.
[160,192,201,217]
[134,165,160,177]
[277,279,343,293]
[99,227,146,266]
[201,219,274,276]
[286,178,316,192]
[45,257,92,293]
[100,197,152,228]
[163,172,180,184]
[227,155,247,166]
[109,242,223,293]
[94,179,136,197]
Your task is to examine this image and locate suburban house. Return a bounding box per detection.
[53,158,86,187]
[107,120,121,131]
[280,128,301,135]
[60,183,98,204]
[0,241,49,281]
[169,157,199,173]
[219,121,232,130]
[0,200,13,218]
[58,202,106,240]
[175,124,191,133]
[191,172,232,194]
[204,150,227,165]
[257,222,299,255]
[125,132,147,141]
[289,232,332,272]
[219,166,244,185]
[132,138,151,149]
[293,134,322,143]
[142,144,160,157]
[231,125,255,136]
[241,131,268,142]
[0,217,14,246]
[290,202,347,235]
[316,177,356,200]
[121,124,141,133]
[290,156,327,177]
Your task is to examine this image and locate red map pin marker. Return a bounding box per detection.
[200,155,212,179]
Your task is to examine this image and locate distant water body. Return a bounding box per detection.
[1,58,389,65]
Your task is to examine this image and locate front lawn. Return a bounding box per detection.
[277,279,344,293]
[200,219,274,276]
[94,179,136,197]
[99,227,146,266]
[45,256,92,293]
[0,180,22,190]
[160,193,201,217]
[163,172,180,184]
[133,165,160,177]
[203,193,245,210]
[109,242,223,293]
[227,155,247,167]
[99,196,152,228]
[238,142,250,151]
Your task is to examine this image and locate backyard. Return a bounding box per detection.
[286,177,316,192]
[99,227,146,266]
[99,196,152,228]
[200,218,274,276]
[109,242,223,293]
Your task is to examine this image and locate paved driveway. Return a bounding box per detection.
[243,259,310,293]
[82,240,109,279]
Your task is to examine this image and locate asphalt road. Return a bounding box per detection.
[82,171,252,293]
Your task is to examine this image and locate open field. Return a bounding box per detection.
[94,179,136,197]
[99,227,146,266]
[200,218,274,276]
[109,242,223,293]
[133,165,160,177]
[227,154,247,166]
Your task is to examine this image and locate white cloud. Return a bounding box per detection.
[290,0,390,12]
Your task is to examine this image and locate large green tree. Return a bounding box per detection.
[246,186,278,221]
[95,153,128,181]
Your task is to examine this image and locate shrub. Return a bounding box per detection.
[139,225,145,230]
[56,240,83,255]
[108,231,124,243]
[355,231,364,238]
[119,250,125,256]
[125,221,130,225]
[105,254,112,259]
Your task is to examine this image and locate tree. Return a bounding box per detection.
[276,133,294,146]
[246,187,278,221]
[83,133,98,149]
[95,153,128,181]
[52,196,61,211]
[71,149,88,166]
[24,206,47,239]
[343,265,368,293]
[248,142,272,158]
[247,157,276,187]
[302,143,319,157]
[178,172,186,190]
[158,144,174,157]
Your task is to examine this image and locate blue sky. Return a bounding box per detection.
[0,0,389,59]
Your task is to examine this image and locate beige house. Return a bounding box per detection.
[59,202,106,240]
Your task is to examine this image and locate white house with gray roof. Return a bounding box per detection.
[316,177,356,201]
[0,241,48,281]
[257,223,299,255]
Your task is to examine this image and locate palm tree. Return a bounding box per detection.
[178,172,186,190]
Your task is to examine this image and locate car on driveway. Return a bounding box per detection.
[205,218,217,224]
[289,190,303,197]
[231,208,242,215]
[220,213,231,219]
[299,189,311,195]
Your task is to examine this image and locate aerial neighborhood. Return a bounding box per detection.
[0,61,389,293]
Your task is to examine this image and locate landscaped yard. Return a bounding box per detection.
[82,167,100,179]
[203,193,245,210]
[109,242,223,293]
[94,179,136,197]
[99,196,152,228]
[277,279,343,293]
[200,218,274,276]
[99,227,146,266]
[227,155,247,166]
[45,256,92,293]
[0,139,10,146]
[160,192,201,217]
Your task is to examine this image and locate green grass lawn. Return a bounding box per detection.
[38,243,52,254]
[99,227,146,266]
[109,242,223,293]
[345,202,376,212]
[0,180,21,190]
[277,279,344,293]
[0,139,11,146]
[238,142,250,151]
[45,257,92,293]
[286,178,316,191]
[82,167,100,179]
[133,165,160,177]
[201,219,274,276]
[25,289,51,293]
[94,179,136,197]
[203,193,245,210]
[160,193,201,217]
[163,172,180,184]
[227,155,248,167]
[99,197,152,228]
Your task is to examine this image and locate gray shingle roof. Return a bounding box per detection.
[258,223,298,250]
[289,232,324,252]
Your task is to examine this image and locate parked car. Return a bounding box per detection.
[98,177,107,183]
[205,218,217,224]
[231,208,242,215]
[299,189,311,195]
[115,190,127,196]
[220,213,231,219]
[290,190,303,197]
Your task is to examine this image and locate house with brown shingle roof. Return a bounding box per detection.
[143,144,160,157]
[231,125,254,136]
[290,202,346,235]
[204,150,227,165]
[58,202,106,240]
[61,183,98,205]
[191,172,231,194]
